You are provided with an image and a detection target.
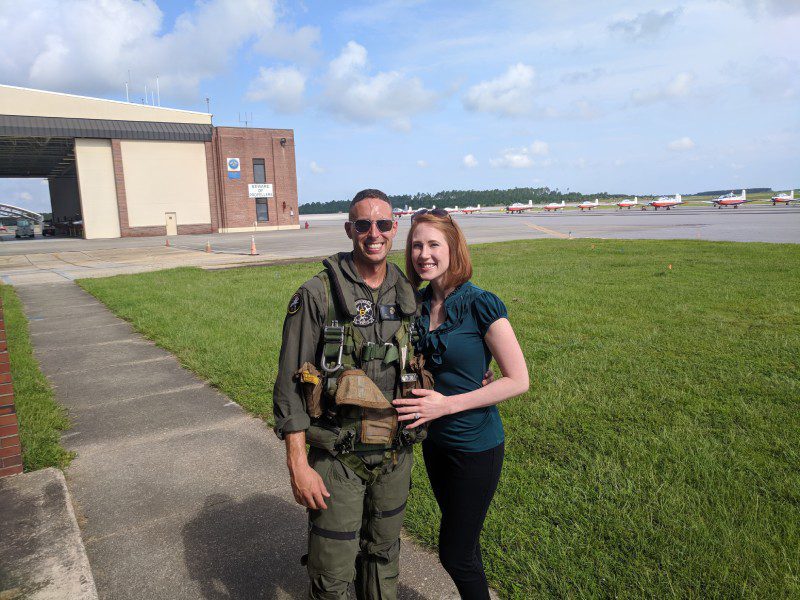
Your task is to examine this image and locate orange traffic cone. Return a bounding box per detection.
[250,236,258,256]
[205,241,211,253]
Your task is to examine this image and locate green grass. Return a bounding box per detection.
[78,239,800,599]
[1,285,73,471]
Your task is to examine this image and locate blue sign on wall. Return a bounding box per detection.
[227,157,241,179]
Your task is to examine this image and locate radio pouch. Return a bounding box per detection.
[295,362,323,418]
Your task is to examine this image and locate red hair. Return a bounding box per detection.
[405,213,472,289]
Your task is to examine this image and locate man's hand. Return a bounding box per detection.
[285,431,330,510]
[289,462,330,510]
[482,368,496,386]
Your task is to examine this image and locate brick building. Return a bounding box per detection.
[0,84,299,239]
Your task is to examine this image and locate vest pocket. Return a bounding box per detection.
[360,407,398,445]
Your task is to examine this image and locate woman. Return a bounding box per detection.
[393,210,529,599]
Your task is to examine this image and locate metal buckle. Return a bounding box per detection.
[322,321,344,373]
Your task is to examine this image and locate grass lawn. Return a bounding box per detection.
[78,238,799,598]
[1,285,73,471]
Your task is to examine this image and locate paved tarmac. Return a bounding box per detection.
[15,283,459,599]
[0,205,797,285]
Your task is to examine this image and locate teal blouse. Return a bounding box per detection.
[415,282,508,452]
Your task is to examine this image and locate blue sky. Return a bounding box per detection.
[1,0,798,211]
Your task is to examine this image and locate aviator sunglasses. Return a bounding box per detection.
[348,219,394,234]
[411,208,452,221]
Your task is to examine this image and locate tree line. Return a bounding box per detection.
[299,187,626,214]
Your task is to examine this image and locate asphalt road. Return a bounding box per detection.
[1,205,798,285]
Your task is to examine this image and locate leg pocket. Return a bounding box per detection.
[307,452,365,583]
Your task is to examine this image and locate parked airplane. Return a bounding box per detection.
[647,194,683,210]
[392,206,415,217]
[506,200,534,213]
[444,206,460,214]
[542,200,566,211]
[461,204,481,214]
[705,190,750,209]
[616,197,638,209]
[771,190,795,205]
[577,199,600,211]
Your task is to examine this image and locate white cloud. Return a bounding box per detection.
[253,25,320,64]
[0,0,276,102]
[463,63,536,117]
[668,137,695,151]
[561,68,606,85]
[323,41,437,127]
[463,154,478,168]
[530,140,549,156]
[309,161,325,174]
[725,0,800,17]
[246,66,306,113]
[631,72,694,105]
[489,141,550,168]
[490,150,532,169]
[0,179,51,212]
[417,160,428,168]
[609,8,683,39]
[727,56,799,100]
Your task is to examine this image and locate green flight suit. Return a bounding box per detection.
[273,252,418,600]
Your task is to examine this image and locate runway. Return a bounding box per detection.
[0,205,797,285]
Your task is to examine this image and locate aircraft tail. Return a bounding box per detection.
[528,200,533,206]
[478,204,481,209]
[676,194,682,202]
[633,197,638,204]
[742,190,746,199]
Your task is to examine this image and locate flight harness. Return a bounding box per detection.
[297,259,430,484]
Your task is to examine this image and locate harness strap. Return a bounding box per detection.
[373,500,407,519]
[310,524,357,541]
[336,452,383,485]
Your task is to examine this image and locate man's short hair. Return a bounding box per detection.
[350,189,390,209]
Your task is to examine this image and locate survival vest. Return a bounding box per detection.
[299,255,429,477]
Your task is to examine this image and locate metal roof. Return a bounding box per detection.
[0,115,212,142]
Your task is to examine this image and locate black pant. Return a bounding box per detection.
[422,440,504,600]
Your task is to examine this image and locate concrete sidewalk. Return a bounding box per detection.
[16,282,458,599]
[0,468,97,599]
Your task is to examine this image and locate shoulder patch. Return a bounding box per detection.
[287,292,302,315]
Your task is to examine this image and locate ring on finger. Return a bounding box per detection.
[414,412,420,420]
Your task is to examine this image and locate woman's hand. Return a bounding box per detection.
[393,389,451,428]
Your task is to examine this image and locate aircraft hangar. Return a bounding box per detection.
[0,84,299,239]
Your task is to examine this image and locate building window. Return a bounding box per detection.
[256,198,269,222]
[253,158,266,183]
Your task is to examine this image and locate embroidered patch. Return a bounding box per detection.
[353,299,375,326]
[287,292,302,315]
[378,304,400,321]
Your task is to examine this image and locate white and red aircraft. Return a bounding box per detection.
[704,190,750,209]
[616,197,638,209]
[444,206,459,214]
[542,200,566,212]
[771,190,795,205]
[461,204,481,214]
[505,200,534,213]
[577,199,600,211]
[647,194,683,210]
[392,206,415,217]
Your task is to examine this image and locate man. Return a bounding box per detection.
[273,189,420,599]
